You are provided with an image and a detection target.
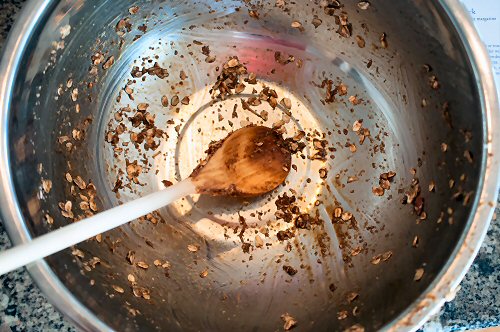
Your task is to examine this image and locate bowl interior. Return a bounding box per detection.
[5,0,484,331]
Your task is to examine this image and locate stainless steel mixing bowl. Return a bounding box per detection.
[0,0,499,331]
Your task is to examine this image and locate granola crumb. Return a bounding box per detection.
[414,268,424,281]
[199,268,209,278]
[345,324,365,332]
[283,265,297,276]
[42,179,52,193]
[188,244,199,252]
[112,285,125,294]
[281,313,297,331]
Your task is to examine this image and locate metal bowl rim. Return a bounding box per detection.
[0,0,498,331]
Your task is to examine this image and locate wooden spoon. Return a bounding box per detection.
[0,126,291,275]
[192,125,291,196]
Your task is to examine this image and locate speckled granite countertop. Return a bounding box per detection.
[0,1,499,331]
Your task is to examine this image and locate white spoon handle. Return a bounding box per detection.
[0,179,196,275]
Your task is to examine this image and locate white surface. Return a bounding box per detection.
[0,179,196,275]
[462,0,500,96]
